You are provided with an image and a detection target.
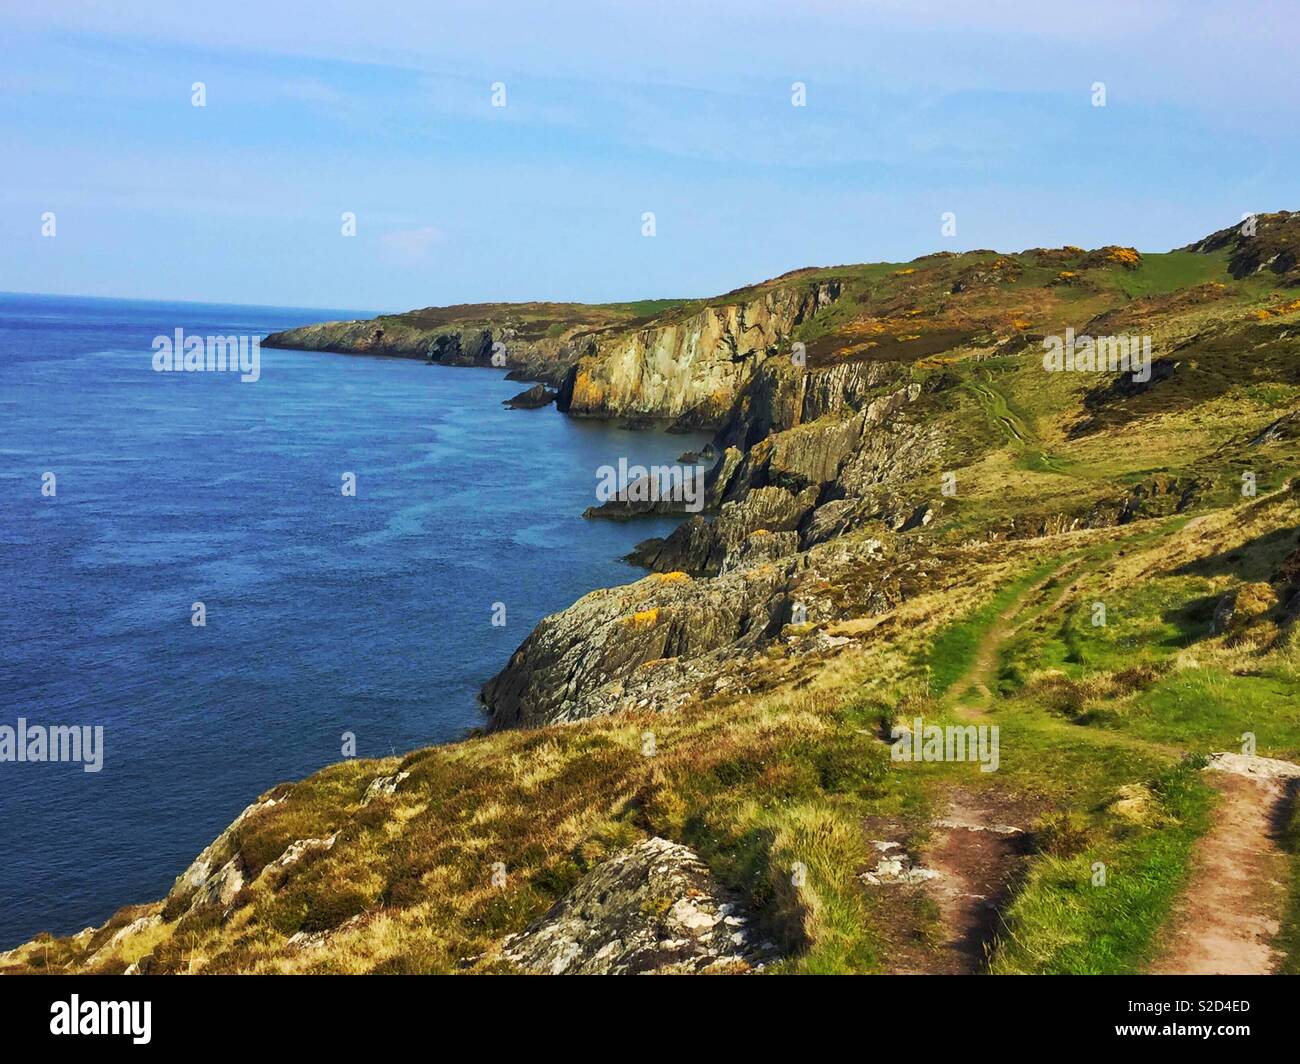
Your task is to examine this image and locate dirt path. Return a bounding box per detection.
[865,792,1031,974]
[1149,753,1299,975]
[920,795,1029,973]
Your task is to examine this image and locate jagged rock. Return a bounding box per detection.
[189,856,245,910]
[480,564,792,728]
[626,384,928,573]
[169,793,286,903]
[499,837,771,974]
[558,283,841,426]
[269,835,336,872]
[1183,211,1298,280]
[504,383,558,409]
[631,485,820,573]
[719,530,800,573]
[482,527,922,729]
[582,467,708,521]
[362,770,410,805]
[897,501,936,532]
[862,842,941,886]
[1250,411,1300,446]
[86,914,162,966]
[264,313,592,385]
[676,444,716,464]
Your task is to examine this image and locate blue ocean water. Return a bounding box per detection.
[0,293,705,947]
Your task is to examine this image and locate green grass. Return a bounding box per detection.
[1097,668,1300,757]
[1107,250,1229,298]
[924,556,1068,699]
[990,757,1213,974]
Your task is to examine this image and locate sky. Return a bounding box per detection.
[2,1,1298,312]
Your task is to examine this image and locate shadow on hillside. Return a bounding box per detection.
[1172,525,1299,582]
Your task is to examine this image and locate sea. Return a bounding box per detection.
[0,292,705,947]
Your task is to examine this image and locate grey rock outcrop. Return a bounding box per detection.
[559,282,841,427]
[480,529,920,730]
[480,564,793,729]
[504,383,558,409]
[629,382,935,574]
[168,792,286,910]
[500,836,770,974]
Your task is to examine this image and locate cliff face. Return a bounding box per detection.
[557,282,842,428]
[263,317,583,385]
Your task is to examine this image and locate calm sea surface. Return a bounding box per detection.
[0,293,704,946]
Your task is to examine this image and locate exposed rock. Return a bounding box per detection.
[1183,211,1299,281]
[861,842,941,886]
[950,256,1022,293]
[86,914,163,966]
[269,835,336,872]
[263,308,604,385]
[1251,411,1300,446]
[362,770,410,805]
[169,792,286,903]
[504,383,558,409]
[480,564,793,728]
[676,444,716,464]
[1205,751,1300,782]
[482,529,923,729]
[582,466,708,521]
[629,485,820,573]
[558,282,841,427]
[719,530,800,573]
[630,382,932,573]
[499,837,771,974]
[287,913,366,952]
[189,856,245,910]
[932,816,1023,836]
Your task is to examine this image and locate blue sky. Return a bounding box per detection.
[2,1,1297,312]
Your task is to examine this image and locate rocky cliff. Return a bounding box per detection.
[556,281,842,428]
[263,300,684,386]
[264,316,577,385]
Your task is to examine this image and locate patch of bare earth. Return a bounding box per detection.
[864,791,1031,974]
[1149,754,1300,975]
